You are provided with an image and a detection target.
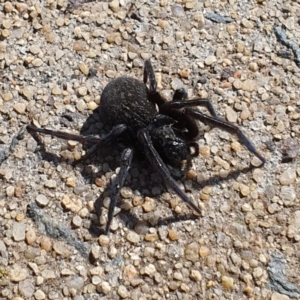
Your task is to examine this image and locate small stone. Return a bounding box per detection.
[25,229,36,245]
[109,0,119,12]
[214,156,230,170]
[55,49,65,60]
[271,292,290,300]
[98,235,109,246]
[77,87,87,96]
[222,276,234,289]
[61,195,82,213]
[123,264,138,281]
[13,103,26,114]
[55,17,64,27]
[87,101,98,110]
[126,231,140,244]
[51,85,61,95]
[249,62,258,72]
[279,168,296,185]
[199,246,210,257]
[78,62,89,76]
[66,177,76,187]
[204,55,217,65]
[190,270,202,281]
[168,228,181,241]
[226,106,237,123]
[4,2,13,13]
[117,285,129,298]
[34,290,46,300]
[53,241,72,257]
[73,40,89,52]
[10,267,28,282]
[19,279,35,298]
[3,91,13,101]
[31,58,43,67]
[185,242,199,262]
[41,269,56,279]
[98,281,111,294]
[72,215,82,227]
[90,244,100,260]
[44,179,56,188]
[142,197,156,212]
[239,183,250,196]
[120,187,133,198]
[242,79,257,92]
[40,236,52,251]
[13,222,26,241]
[36,194,49,207]
[6,185,15,196]
[179,68,190,78]
[144,264,156,277]
[233,79,243,90]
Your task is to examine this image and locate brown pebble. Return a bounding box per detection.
[168,228,181,241]
[40,236,52,251]
[26,229,36,245]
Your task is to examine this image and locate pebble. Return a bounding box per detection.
[226,106,238,123]
[78,62,89,76]
[13,222,26,241]
[98,281,111,294]
[142,197,156,212]
[222,276,234,289]
[13,102,26,114]
[19,279,35,298]
[271,292,290,300]
[72,215,82,227]
[25,229,36,245]
[51,85,61,95]
[190,270,202,281]
[10,267,28,282]
[34,290,46,300]
[36,194,49,207]
[123,264,138,281]
[31,58,43,67]
[40,236,52,251]
[205,55,217,65]
[239,183,250,196]
[168,228,181,241]
[44,179,56,188]
[185,242,200,262]
[117,285,129,298]
[126,231,140,244]
[279,168,296,185]
[61,195,83,213]
[53,241,72,257]
[199,246,210,258]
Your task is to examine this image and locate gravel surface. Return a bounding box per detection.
[0,0,300,299]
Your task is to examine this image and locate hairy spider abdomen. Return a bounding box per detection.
[100,76,157,135]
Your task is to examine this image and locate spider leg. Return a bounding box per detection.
[161,98,219,118]
[138,129,202,215]
[105,148,133,234]
[27,124,127,161]
[184,108,266,163]
[143,60,157,93]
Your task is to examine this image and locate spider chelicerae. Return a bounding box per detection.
[27,60,265,234]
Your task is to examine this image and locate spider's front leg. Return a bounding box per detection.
[137,129,202,216]
[105,147,133,234]
[184,109,266,163]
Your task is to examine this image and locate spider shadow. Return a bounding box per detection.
[29,106,260,237]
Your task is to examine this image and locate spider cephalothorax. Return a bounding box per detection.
[27,60,265,234]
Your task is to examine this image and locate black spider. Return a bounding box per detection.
[27,60,266,234]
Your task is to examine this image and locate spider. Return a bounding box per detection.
[27,60,265,234]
